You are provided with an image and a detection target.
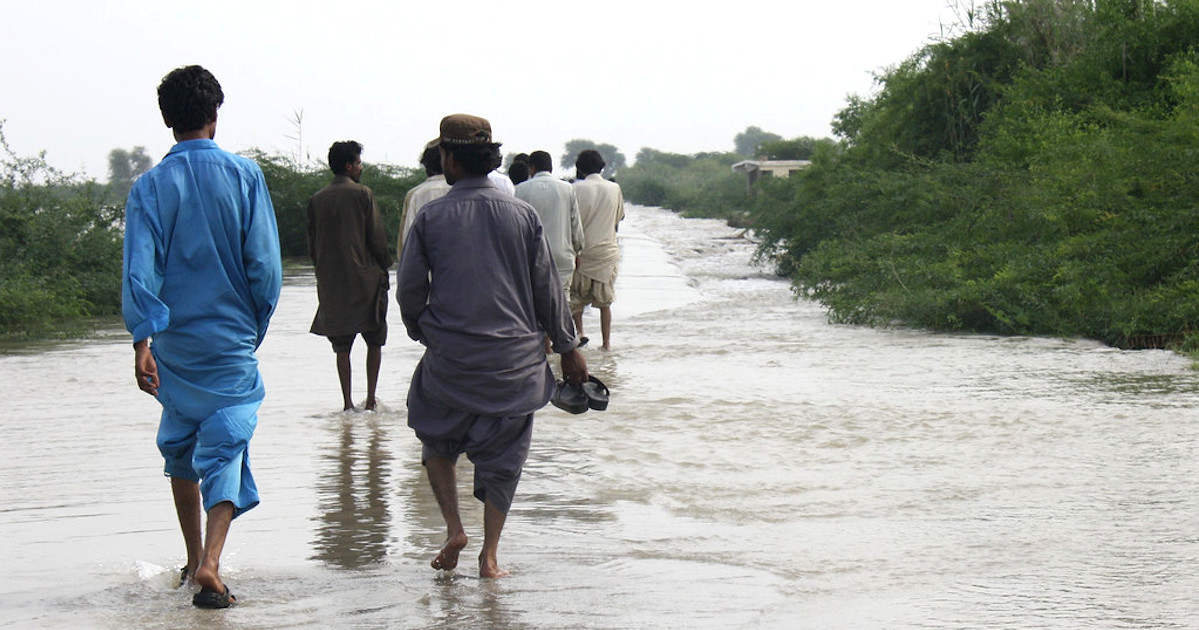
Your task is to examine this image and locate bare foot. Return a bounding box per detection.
[478,553,510,578]
[431,531,468,571]
[193,564,225,595]
[364,398,377,411]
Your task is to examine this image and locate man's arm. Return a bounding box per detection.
[570,190,585,254]
[243,168,283,348]
[306,197,318,266]
[397,219,431,342]
[559,347,588,386]
[614,189,624,232]
[122,182,169,346]
[133,338,159,396]
[122,182,169,395]
[398,189,415,255]
[364,188,393,271]
[529,219,579,354]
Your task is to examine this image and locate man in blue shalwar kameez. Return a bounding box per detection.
[122,65,282,609]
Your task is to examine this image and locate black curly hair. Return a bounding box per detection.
[443,142,502,176]
[328,141,363,175]
[420,144,443,176]
[157,65,224,133]
[575,149,605,177]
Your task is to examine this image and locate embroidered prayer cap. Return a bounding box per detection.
[438,114,496,145]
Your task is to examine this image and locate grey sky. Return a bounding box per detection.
[0,0,956,180]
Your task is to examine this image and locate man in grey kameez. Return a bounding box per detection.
[398,114,588,578]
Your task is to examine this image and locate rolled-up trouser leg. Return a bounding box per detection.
[466,414,534,515]
[194,400,261,518]
[157,407,201,482]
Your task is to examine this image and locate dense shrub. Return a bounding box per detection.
[620,149,751,226]
[751,0,1199,350]
[0,128,124,335]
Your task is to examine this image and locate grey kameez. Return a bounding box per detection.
[398,176,578,512]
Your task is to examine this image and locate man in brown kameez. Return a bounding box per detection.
[307,141,393,411]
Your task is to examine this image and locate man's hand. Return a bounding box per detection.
[560,348,588,386]
[134,339,159,396]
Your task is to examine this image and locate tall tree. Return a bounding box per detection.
[107,146,153,200]
[560,139,626,178]
[733,126,783,157]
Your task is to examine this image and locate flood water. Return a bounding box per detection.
[2,203,1198,629]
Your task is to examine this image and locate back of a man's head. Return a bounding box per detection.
[328,141,363,175]
[508,160,530,185]
[576,149,605,177]
[438,113,502,177]
[529,151,553,174]
[420,145,444,176]
[444,143,502,177]
[157,65,224,132]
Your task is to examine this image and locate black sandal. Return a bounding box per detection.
[192,585,237,609]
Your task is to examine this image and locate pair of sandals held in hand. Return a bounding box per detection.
[552,375,609,414]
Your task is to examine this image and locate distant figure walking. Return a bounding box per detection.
[507,159,530,186]
[571,149,625,350]
[398,114,588,578]
[514,150,585,294]
[398,142,452,253]
[122,65,282,609]
[307,141,393,411]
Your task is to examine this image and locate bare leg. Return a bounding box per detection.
[364,345,381,411]
[425,457,467,570]
[572,310,584,340]
[336,351,354,411]
[170,478,203,582]
[599,306,613,350]
[478,500,511,578]
[193,501,234,597]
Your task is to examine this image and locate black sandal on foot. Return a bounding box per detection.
[192,585,237,609]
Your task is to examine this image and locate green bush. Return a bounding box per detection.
[620,149,751,225]
[245,151,423,260]
[0,127,124,336]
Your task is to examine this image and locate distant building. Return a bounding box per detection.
[731,159,811,190]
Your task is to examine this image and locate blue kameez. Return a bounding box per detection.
[122,139,282,518]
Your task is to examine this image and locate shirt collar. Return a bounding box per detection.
[533,171,555,179]
[451,175,494,189]
[166,138,219,157]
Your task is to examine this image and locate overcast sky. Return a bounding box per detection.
[0,0,957,180]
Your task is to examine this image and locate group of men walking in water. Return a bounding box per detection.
[122,65,625,608]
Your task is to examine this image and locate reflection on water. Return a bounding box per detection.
[311,415,392,569]
[1,204,1198,629]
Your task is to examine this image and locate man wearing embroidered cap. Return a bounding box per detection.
[398,113,588,578]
